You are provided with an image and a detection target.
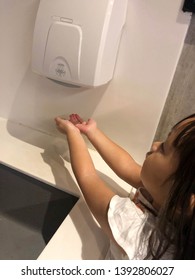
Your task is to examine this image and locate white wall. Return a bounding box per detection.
[0,0,191,163]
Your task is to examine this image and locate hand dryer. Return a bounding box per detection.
[32,0,128,87]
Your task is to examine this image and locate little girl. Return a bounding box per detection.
[55,113,195,260]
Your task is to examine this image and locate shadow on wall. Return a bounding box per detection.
[6,65,108,149]
[5,65,147,164]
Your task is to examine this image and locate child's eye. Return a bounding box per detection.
[159,142,165,153]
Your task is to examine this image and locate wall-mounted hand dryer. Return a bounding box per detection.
[32,0,128,87]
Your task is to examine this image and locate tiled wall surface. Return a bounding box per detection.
[155,15,195,140]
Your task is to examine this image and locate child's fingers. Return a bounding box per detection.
[69,113,84,124]
[75,114,84,123]
[55,116,62,125]
[69,114,78,124]
[55,117,68,128]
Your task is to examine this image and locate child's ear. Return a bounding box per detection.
[190,194,195,210]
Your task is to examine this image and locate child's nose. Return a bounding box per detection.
[151,141,161,152]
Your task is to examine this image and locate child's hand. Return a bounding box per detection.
[69,114,97,136]
[55,116,80,135]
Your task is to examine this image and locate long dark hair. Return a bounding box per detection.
[147,114,195,259]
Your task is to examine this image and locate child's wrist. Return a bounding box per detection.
[66,126,80,136]
[86,127,98,140]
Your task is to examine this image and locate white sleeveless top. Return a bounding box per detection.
[106,189,173,260]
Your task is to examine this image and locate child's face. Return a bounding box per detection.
[140,128,179,210]
[141,117,195,210]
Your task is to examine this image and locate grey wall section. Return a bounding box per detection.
[155,14,195,141]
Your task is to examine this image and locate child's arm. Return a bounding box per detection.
[69,114,143,189]
[55,116,118,239]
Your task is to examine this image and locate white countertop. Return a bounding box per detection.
[0,117,131,259]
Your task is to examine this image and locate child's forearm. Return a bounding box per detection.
[87,128,142,188]
[67,130,97,183]
[66,129,115,233]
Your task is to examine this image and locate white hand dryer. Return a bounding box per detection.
[32,0,128,87]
